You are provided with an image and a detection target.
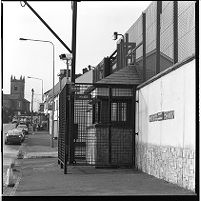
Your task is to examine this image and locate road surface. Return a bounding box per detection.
[2,123,22,188]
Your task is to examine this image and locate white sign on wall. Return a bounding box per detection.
[149,110,174,122]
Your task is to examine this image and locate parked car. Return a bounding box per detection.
[12,117,18,124]
[16,124,29,135]
[16,129,25,142]
[41,121,48,130]
[5,129,23,145]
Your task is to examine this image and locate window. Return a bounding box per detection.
[92,99,132,126]
[18,101,21,108]
[92,101,101,124]
[14,86,18,91]
[111,102,127,122]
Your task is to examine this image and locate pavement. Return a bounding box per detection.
[2,130,197,197]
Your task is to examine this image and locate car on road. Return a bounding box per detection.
[12,118,18,124]
[5,129,23,145]
[16,124,29,135]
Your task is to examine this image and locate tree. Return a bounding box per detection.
[3,106,14,123]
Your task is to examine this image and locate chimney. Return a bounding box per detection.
[88,65,91,71]
[82,68,88,74]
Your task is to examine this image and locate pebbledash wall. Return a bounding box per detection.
[135,56,195,191]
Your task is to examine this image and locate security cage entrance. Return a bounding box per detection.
[58,83,136,171]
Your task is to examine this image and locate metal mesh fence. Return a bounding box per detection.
[127,16,143,59]
[160,1,174,59]
[125,1,195,69]
[65,84,135,167]
[145,1,157,55]
[178,1,195,62]
[58,84,67,164]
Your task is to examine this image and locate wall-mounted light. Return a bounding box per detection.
[113,32,118,40]
[113,32,124,41]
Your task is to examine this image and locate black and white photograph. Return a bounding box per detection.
[1,1,198,199]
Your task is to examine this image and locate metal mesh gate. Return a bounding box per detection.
[58,84,68,169]
[58,83,136,170]
[73,84,92,163]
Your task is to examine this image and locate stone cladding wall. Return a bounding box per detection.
[135,142,195,191]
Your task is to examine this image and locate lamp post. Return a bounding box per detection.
[113,32,125,68]
[31,88,34,126]
[20,37,55,148]
[27,76,43,102]
[113,32,124,41]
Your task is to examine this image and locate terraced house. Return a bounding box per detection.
[57,1,196,192]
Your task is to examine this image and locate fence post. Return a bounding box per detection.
[117,43,120,70]
[125,33,129,67]
[156,1,162,74]
[173,1,178,64]
[132,86,136,168]
[108,86,112,165]
[142,12,146,81]
[64,84,69,174]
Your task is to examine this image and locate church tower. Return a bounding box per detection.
[10,75,25,98]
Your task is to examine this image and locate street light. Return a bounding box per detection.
[59,53,72,81]
[27,76,43,103]
[113,32,124,41]
[113,32,125,68]
[20,37,55,148]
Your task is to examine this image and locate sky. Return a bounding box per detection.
[2,1,152,111]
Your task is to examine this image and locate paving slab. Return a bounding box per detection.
[12,158,195,196]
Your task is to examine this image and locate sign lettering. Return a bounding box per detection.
[164,110,174,120]
[149,110,174,122]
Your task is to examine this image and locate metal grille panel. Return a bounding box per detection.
[73,84,93,162]
[58,83,135,168]
[72,84,135,167]
[125,1,195,77]
[58,85,67,164]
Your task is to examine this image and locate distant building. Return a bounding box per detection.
[44,69,92,138]
[3,76,30,116]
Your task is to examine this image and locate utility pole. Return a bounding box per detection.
[69,1,78,165]
[31,88,34,127]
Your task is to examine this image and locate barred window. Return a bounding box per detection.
[92,101,101,124]
[92,99,132,126]
[111,102,127,122]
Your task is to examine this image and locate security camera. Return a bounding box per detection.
[59,53,72,60]
[113,32,118,40]
[59,54,66,60]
